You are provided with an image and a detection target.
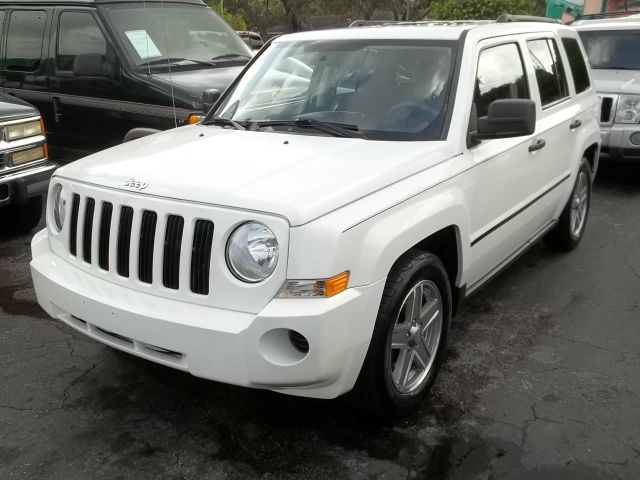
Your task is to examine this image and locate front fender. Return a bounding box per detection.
[287,180,471,289]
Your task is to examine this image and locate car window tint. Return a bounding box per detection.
[562,38,590,94]
[578,30,640,70]
[5,10,47,72]
[528,39,569,106]
[57,12,107,72]
[475,43,529,118]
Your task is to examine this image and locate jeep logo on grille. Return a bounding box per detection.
[124,178,148,191]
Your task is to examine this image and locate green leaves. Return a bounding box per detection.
[429,0,539,20]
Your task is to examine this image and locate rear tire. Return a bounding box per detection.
[348,250,452,418]
[0,196,43,235]
[544,158,592,251]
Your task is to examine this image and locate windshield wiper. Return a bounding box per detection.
[209,117,246,130]
[141,57,214,67]
[211,53,252,62]
[254,118,365,138]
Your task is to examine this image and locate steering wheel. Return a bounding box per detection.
[385,101,441,130]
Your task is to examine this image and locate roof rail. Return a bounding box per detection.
[349,19,492,28]
[496,14,562,24]
[573,10,640,21]
[348,20,401,27]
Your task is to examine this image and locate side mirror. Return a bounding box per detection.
[202,89,221,112]
[474,99,536,141]
[73,53,108,76]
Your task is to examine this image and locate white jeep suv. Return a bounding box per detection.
[31,19,600,415]
[574,16,640,161]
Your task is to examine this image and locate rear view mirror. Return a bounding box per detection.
[475,99,536,140]
[73,53,108,76]
[202,89,221,112]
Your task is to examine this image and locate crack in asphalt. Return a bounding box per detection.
[59,359,105,409]
[548,333,631,355]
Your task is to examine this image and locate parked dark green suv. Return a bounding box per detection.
[0,0,252,162]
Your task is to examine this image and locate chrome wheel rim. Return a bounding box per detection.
[570,171,589,238]
[389,280,443,394]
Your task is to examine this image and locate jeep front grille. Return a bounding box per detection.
[68,196,214,296]
[600,96,614,123]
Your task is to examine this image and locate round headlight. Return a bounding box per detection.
[52,184,66,232]
[226,222,279,283]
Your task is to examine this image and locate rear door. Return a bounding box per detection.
[2,8,53,126]
[48,7,123,160]
[521,35,577,218]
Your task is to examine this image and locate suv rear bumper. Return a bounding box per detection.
[600,124,640,162]
[0,162,56,207]
[31,229,385,399]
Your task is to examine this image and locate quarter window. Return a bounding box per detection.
[57,12,107,72]
[562,37,591,94]
[5,10,47,72]
[475,43,529,118]
[527,39,569,107]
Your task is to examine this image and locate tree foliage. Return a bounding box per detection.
[209,1,248,30]
[429,0,540,20]
[213,0,544,33]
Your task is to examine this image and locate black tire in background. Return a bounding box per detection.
[0,196,43,235]
[348,249,452,418]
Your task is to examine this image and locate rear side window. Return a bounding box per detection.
[527,39,569,107]
[562,37,591,94]
[475,43,529,118]
[57,11,107,72]
[5,10,47,72]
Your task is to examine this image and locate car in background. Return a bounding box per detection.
[0,0,252,162]
[237,31,265,52]
[0,95,55,234]
[574,16,640,161]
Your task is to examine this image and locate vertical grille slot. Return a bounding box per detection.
[117,206,134,277]
[69,194,80,256]
[163,215,184,290]
[601,97,613,123]
[98,202,113,270]
[138,210,157,284]
[190,220,214,295]
[82,198,95,263]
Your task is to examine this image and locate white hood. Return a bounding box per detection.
[57,125,456,226]
[591,69,640,95]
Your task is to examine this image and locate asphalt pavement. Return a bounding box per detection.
[1,163,639,479]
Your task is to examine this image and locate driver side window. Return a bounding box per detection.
[57,11,108,74]
[475,43,529,118]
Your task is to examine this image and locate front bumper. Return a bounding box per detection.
[31,229,385,399]
[600,124,640,162]
[0,162,56,207]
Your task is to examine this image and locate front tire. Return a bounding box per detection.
[349,250,452,417]
[544,158,592,251]
[0,196,43,235]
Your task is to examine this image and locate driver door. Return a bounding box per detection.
[48,7,123,160]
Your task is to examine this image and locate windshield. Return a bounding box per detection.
[213,40,457,141]
[100,3,251,68]
[579,30,640,70]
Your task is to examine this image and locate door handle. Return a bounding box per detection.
[570,119,582,130]
[52,96,62,123]
[529,139,546,153]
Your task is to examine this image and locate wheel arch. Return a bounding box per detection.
[583,142,600,179]
[341,188,470,312]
